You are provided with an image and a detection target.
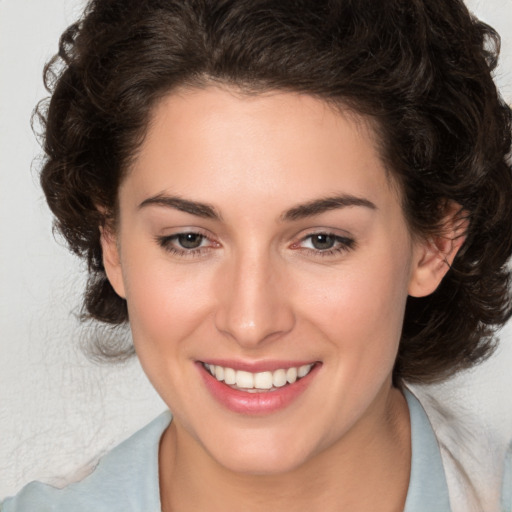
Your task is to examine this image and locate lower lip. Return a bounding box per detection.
[197,363,319,415]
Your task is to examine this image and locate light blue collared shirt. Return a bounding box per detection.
[1,391,461,511]
[403,389,451,511]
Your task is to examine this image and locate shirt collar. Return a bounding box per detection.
[403,388,452,512]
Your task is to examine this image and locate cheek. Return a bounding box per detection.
[122,260,218,416]
[121,251,214,362]
[295,250,411,371]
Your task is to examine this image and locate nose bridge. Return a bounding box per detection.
[215,245,294,346]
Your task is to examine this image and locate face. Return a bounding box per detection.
[102,86,442,475]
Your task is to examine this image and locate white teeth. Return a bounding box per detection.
[204,363,314,391]
[272,369,287,388]
[236,370,254,388]
[224,367,236,385]
[286,367,298,384]
[254,371,273,389]
[214,365,224,381]
[298,364,311,378]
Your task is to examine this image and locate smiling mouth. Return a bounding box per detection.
[202,362,315,393]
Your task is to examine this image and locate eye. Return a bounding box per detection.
[308,233,338,250]
[156,230,218,257]
[292,231,356,256]
[176,232,205,249]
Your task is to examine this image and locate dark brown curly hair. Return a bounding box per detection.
[35,0,512,383]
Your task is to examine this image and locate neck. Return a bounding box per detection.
[159,386,411,512]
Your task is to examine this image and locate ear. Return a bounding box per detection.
[100,225,126,299]
[408,203,468,298]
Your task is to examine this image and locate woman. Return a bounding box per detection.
[2,0,512,510]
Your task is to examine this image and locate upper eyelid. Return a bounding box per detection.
[296,233,355,246]
[299,231,352,240]
[160,231,213,246]
[155,234,216,258]
[157,226,213,239]
[156,228,355,249]
[288,231,356,255]
[293,228,354,242]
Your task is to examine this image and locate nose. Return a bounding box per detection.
[214,250,295,348]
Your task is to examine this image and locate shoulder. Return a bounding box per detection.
[402,389,452,511]
[410,386,511,512]
[1,412,171,512]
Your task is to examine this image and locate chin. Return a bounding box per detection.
[200,426,322,476]
[216,451,311,476]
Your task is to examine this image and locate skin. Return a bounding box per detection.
[101,86,463,511]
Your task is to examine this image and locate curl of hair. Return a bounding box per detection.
[36,0,512,383]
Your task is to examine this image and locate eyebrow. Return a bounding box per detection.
[138,194,222,220]
[281,194,377,221]
[138,193,376,222]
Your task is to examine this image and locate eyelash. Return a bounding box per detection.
[156,231,216,258]
[292,232,356,257]
[156,231,356,258]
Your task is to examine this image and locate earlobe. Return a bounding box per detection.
[100,226,126,299]
[408,205,468,298]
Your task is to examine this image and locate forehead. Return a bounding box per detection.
[122,86,399,216]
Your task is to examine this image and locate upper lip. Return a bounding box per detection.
[198,359,319,373]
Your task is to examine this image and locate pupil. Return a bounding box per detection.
[178,233,203,249]
[312,234,335,250]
